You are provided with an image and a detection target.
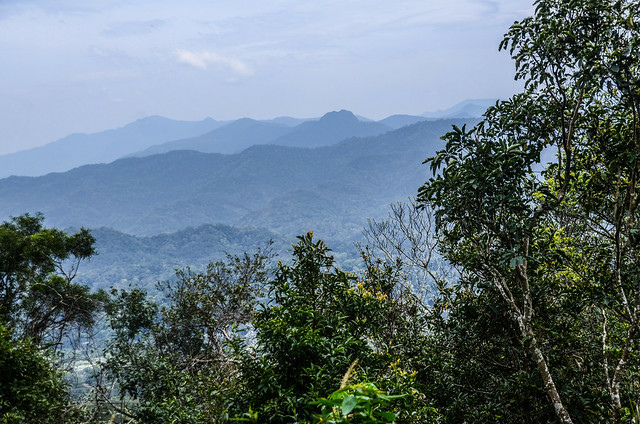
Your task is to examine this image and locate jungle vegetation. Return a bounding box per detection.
[2,1,640,422]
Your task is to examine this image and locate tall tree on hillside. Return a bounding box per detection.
[0,213,102,422]
[0,213,100,349]
[419,1,640,423]
[96,249,273,422]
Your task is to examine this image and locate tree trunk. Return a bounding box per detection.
[528,336,574,424]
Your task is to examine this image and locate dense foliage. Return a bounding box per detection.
[0,213,103,423]
[419,0,640,422]
[0,322,82,424]
[234,233,430,423]
[90,233,433,423]
[3,1,640,423]
[94,249,273,422]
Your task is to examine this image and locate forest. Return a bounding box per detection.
[2,1,640,423]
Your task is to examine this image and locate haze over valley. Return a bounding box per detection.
[0,102,485,289]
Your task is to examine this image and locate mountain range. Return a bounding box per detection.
[0,99,493,179]
[0,100,489,290]
[0,116,223,178]
[0,119,474,239]
[130,109,391,157]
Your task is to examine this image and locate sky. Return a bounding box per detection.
[0,0,534,156]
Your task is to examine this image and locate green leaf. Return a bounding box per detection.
[378,410,396,421]
[341,395,357,416]
[509,256,525,268]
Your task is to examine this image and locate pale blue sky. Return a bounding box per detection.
[0,0,533,155]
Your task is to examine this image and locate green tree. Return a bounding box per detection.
[419,1,640,423]
[0,213,100,349]
[0,213,101,423]
[97,249,272,423]
[0,322,81,424]
[236,233,430,423]
[98,234,432,423]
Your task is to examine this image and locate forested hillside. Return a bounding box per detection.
[0,119,470,239]
[76,224,284,292]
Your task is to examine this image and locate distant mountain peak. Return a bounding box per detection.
[233,117,259,124]
[0,116,222,178]
[319,109,358,123]
[131,115,170,124]
[422,98,497,119]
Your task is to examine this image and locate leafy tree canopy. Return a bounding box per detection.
[419,0,640,422]
[0,213,101,423]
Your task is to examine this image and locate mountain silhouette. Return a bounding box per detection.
[0,116,222,178]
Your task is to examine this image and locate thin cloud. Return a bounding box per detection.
[102,19,166,38]
[175,50,253,75]
[70,70,140,82]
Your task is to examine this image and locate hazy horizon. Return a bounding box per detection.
[1,0,533,156]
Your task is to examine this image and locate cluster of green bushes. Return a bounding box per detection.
[0,216,437,423]
[92,232,438,423]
